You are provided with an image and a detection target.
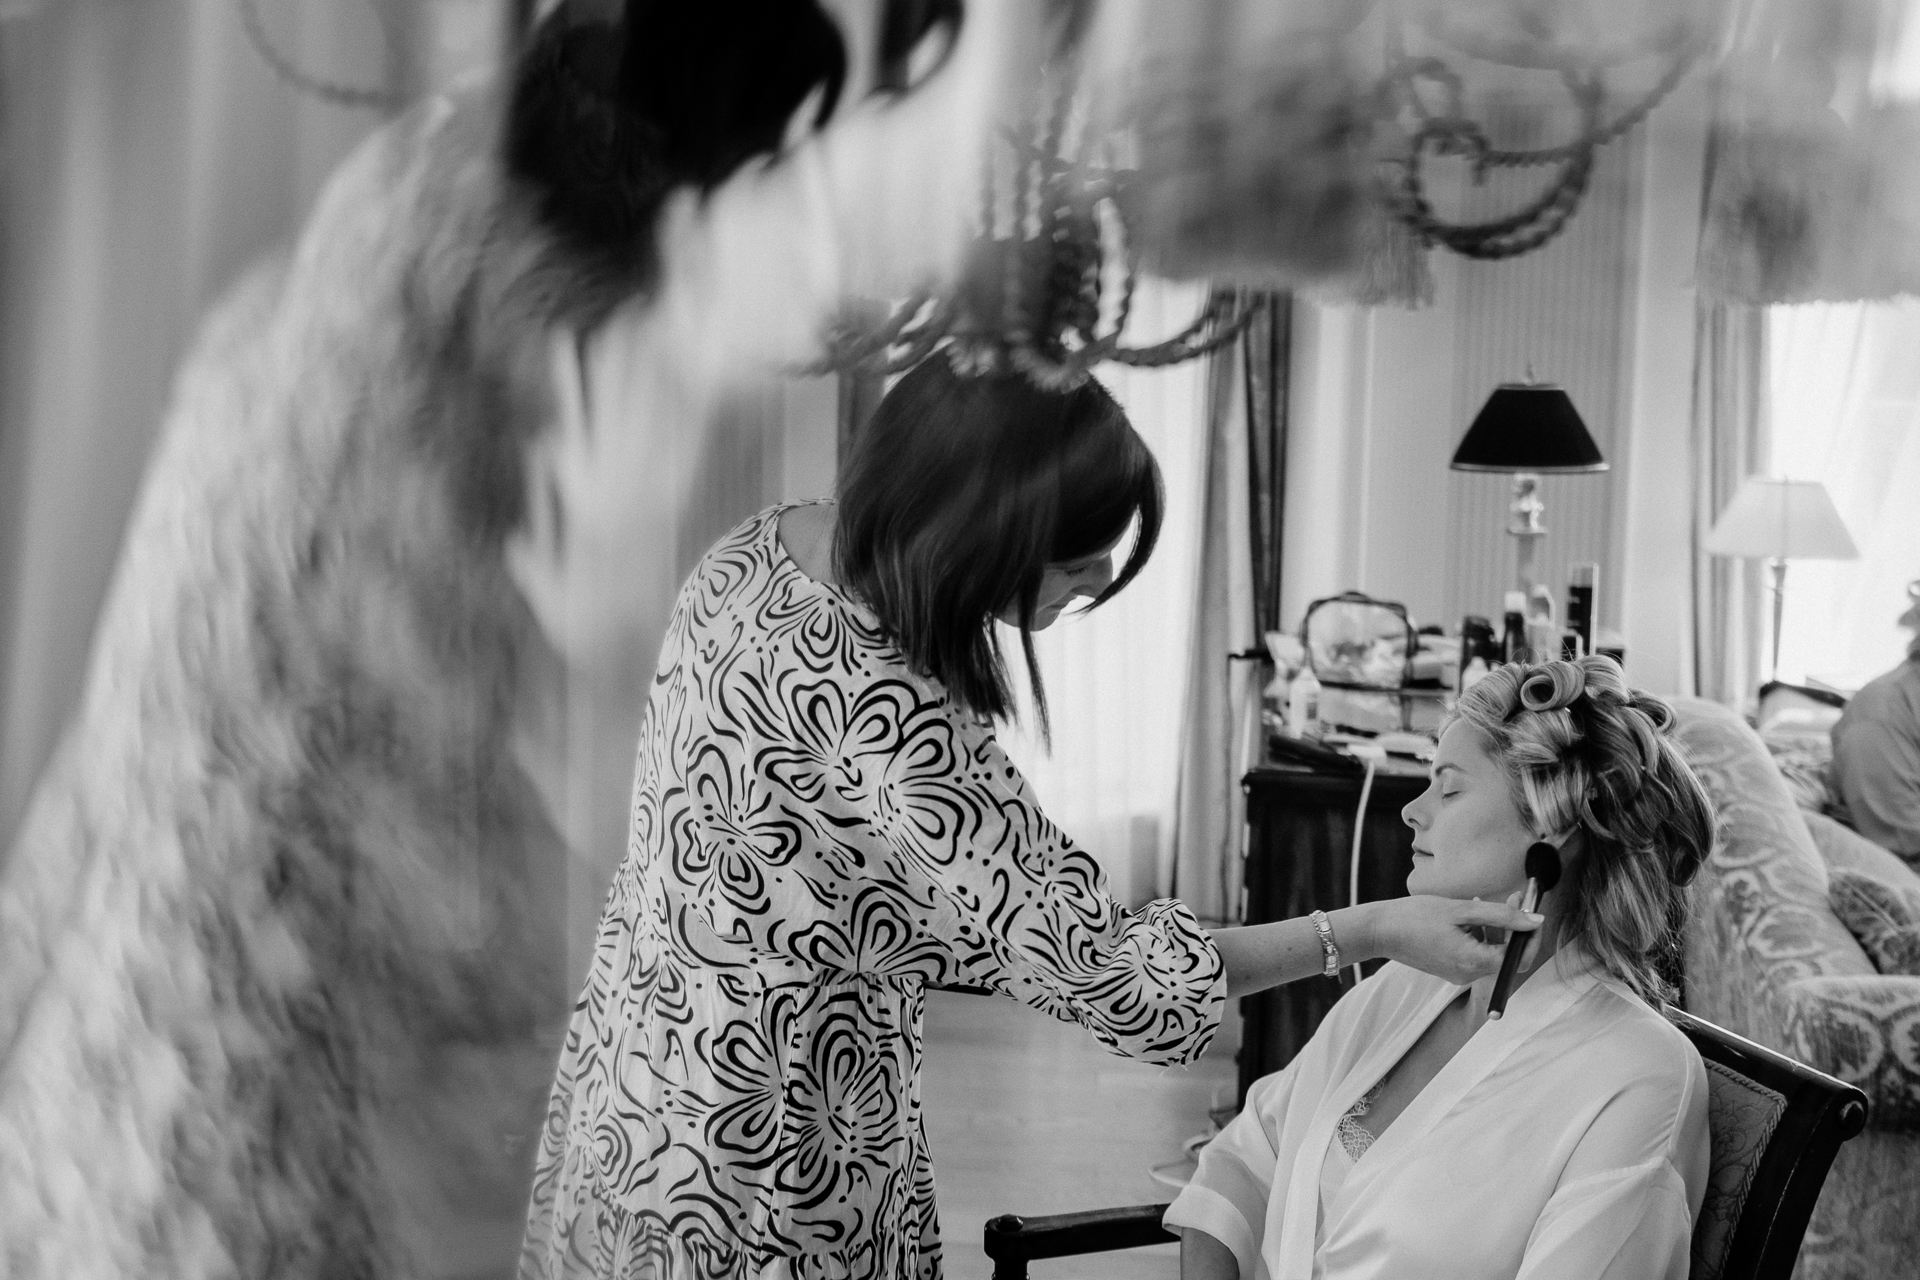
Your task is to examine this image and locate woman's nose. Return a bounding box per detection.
[1402,796,1426,830]
[1077,557,1114,597]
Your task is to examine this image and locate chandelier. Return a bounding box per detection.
[814,79,1260,391]
[1379,7,1705,261]
[818,1,1712,384]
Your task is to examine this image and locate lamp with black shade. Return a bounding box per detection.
[1449,381,1609,604]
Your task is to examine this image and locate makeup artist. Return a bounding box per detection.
[520,356,1541,1280]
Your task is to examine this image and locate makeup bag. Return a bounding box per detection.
[1301,592,1417,689]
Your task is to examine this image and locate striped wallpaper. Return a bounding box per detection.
[1441,117,1643,638]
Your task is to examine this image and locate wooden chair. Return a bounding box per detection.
[981,1007,1867,1280]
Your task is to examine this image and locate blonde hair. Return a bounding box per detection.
[1450,656,1714,1003]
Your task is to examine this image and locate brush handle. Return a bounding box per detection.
[1486,930,1529,1020]
[1485,879,1541,1020]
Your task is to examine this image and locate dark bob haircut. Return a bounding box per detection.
[834,355,1162,733]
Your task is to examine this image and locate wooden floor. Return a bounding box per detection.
[921,990,1240,1280]
[436,991,1238,1279]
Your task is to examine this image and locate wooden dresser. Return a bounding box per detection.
[1236,759,1429,1102]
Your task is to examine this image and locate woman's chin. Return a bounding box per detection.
[1405,859,1436,896]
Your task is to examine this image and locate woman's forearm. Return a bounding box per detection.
[1210,903,1384,999]
[1180,1228,1242,1280]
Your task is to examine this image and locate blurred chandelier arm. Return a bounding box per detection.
[816,3,1711,383]
[1382,22,1703,261]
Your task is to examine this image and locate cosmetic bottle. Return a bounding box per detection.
[1501,592,1528,664]
[1567,563,1597,657]
[1460,615,1495,680]
[1526,585,1559,668]
[1286,665,1321,737]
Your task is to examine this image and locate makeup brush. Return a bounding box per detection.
[1486,842,1562,1021]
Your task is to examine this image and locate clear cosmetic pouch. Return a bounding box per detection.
[1301,592,1416,689]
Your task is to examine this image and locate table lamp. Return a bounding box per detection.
[1704,476,1859,683]
[1450,381,1608,599]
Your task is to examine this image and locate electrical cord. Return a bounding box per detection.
[1347,753,1378,986]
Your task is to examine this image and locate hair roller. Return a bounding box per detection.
[1517,661,1587,713]
[1577,653,1630,704]
[1630,695,1676,733]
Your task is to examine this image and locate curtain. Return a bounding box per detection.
[0,0,510,843]
[1766,301,1920,687]
[1691,302,1771,706]
[1163,293,1288,924]
[996,279,1213,910]
[1243,296,1292,637]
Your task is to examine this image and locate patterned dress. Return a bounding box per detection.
[521,505,1226,1280]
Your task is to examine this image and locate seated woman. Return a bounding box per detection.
[1167,657,1716,1280]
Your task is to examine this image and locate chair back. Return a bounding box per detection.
[1669,1006,1868,1280]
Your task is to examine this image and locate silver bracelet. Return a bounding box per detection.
[1309,909,1340,979]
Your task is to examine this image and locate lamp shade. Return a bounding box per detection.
[1450,384,1608,473]
[1705,477,1860,560]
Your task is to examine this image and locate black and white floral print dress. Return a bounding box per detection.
[521,504,1226,1280]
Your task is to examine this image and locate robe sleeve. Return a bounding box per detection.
[691,672,1225,1065]
[1516,1037,1709,1280]
[1515,1163,1694,1280]
[1163,1067,1292,1279]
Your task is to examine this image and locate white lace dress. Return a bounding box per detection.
[520,505,1227,1280]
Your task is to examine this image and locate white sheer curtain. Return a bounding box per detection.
[995,279,1213,908]
[1767,301,1920,688]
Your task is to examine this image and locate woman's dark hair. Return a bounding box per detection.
[834,355,1162,734]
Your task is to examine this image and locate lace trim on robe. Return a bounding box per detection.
[1335,1081,1385,1160]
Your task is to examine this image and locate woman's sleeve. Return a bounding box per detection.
[1516,1043,1710,1280]
[1162,1069,1291,1280]
[875,685,1225,1062]
[708,672,1225,1064]
[1514,1163,1694,1280]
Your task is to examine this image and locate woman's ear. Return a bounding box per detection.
[1550,828,1586,874]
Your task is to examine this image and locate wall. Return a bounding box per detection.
[1281,76,1710,697]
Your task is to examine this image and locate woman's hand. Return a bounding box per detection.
[1352,895,1543,986]
[1212,897,1543,998]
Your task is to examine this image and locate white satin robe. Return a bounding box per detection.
[1165,950,1709,1280]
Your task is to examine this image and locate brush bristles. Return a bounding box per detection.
[1526,842,1563,892]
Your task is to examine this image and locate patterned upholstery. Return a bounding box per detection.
[1690,1060,1790,1280]
[1807,811,1920,885]
[1673,698,1920,1279]
[1760,721,1840,815]
[1828,870,1920,975]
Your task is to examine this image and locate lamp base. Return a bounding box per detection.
[1508,473,1545,600]
[1768,557,1787,685]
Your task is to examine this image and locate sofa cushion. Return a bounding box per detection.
[1807,810,1917,884]
[1759,719,1837,814]
[1829,869,1920,975]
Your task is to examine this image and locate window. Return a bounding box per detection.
[1766,301,1920,688]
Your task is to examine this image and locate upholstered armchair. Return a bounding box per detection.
[1672,698,1920,1280]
